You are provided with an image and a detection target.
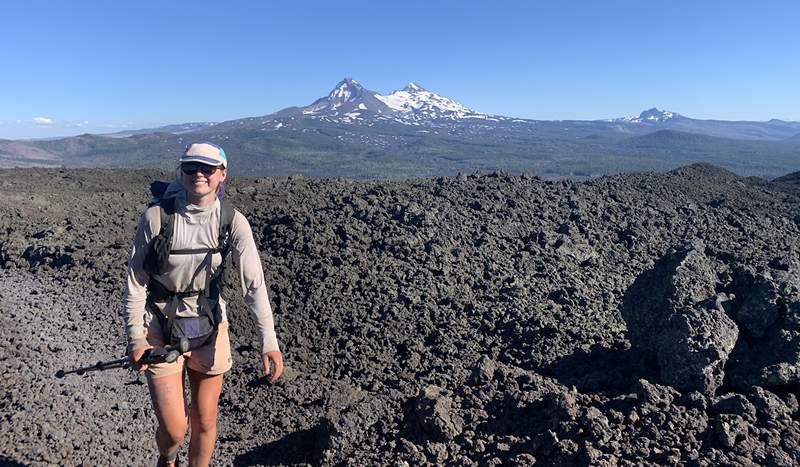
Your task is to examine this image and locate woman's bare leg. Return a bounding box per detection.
[187,368,224,467]
[147,371,188,465]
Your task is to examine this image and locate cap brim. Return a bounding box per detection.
[179,155,225,166]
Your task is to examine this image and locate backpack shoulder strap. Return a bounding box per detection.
[202,200,237,325]
[143,197,177,276]
[158,197,177,237]
[217,200,236,259]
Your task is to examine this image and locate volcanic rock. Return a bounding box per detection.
[3,165,800,465]
[715,413,749,448]
[726,255,800,389]
[747,386,793,424]
[405,385,464,442]
[621,244,738,394]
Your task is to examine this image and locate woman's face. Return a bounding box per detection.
[180,162,227,205]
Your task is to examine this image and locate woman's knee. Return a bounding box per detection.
[158,419,188,444]
[187,369,224,434]
[189,407,218,434]
[148,372,189,442]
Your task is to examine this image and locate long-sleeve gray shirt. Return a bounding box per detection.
[123,194,280,354]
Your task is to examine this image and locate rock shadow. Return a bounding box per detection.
[232,425,324,466]
[542,344,659,396]
[0,456,28,466]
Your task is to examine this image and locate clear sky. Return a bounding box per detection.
[2,0,798,139]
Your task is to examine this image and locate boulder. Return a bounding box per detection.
[315,383,395,464]
[726,258,800,389]
[621,243,737,395]
[710,393,757,422]
[634,379,680,415]
[748,387,792,424]
[405,385,464,441]
[733,268,782,338]
[714,414,749,448]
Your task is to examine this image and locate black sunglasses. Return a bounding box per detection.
[181,163,220,176]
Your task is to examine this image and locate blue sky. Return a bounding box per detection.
[2,0,798,139]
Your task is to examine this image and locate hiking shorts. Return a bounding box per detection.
[143,315,233,379]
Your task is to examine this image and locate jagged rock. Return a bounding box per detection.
[621,244,737,394]
[658,297,738,395]
[554,236,597,265]
[711,393,757,422]
[683,391,709,411]
[635,379,680,415]
[543,388,579,426]
[316,384,394,464]
[396,438,427,465]
[784,393,799,414]
[424,441,449,464]
[405,385,464,441]
[581,407,612,443]
[471,356,497,385]
[727,257,800,390]
[734,268,782,338]
[748,387,792,424]
[715,414,749,448]
[509,453,536,466]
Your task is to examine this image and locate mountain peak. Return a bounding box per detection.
[403,82,426,92]
[638,108,677,122]
[375,84,478,120]
[615,107,679,123]
[329,78,366,100]
[302,78,388,117]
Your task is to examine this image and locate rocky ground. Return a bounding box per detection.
[1,164,800,466]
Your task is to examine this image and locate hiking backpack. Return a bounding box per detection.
[142,181,236,350]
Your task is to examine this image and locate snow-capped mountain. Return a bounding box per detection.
[375,83,486,121]
[302,78,391,117]
[299,78,491,123]
[614,108,679,124]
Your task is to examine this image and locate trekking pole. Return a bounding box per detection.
[55,338,190,378]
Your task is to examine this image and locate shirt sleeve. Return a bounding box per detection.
[231,211,281,353]
[123,207,157,353]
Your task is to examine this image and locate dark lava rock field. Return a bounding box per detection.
[2,164,800,466]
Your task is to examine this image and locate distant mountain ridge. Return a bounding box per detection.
[2,77,800,179]
[606,107,800,140]
[102,122,216,138]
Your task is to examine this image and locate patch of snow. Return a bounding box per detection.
[616,109,676,123]
[374,86,485,121]
[331,82,355,101]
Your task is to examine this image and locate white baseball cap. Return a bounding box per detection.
[179,142,228,168]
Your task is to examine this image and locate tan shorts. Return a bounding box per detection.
[144,317,233,379]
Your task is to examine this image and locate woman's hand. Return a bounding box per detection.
[262,351,284,383]
[129,347,150,373]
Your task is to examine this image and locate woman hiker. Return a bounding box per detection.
[123,142,283,466]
